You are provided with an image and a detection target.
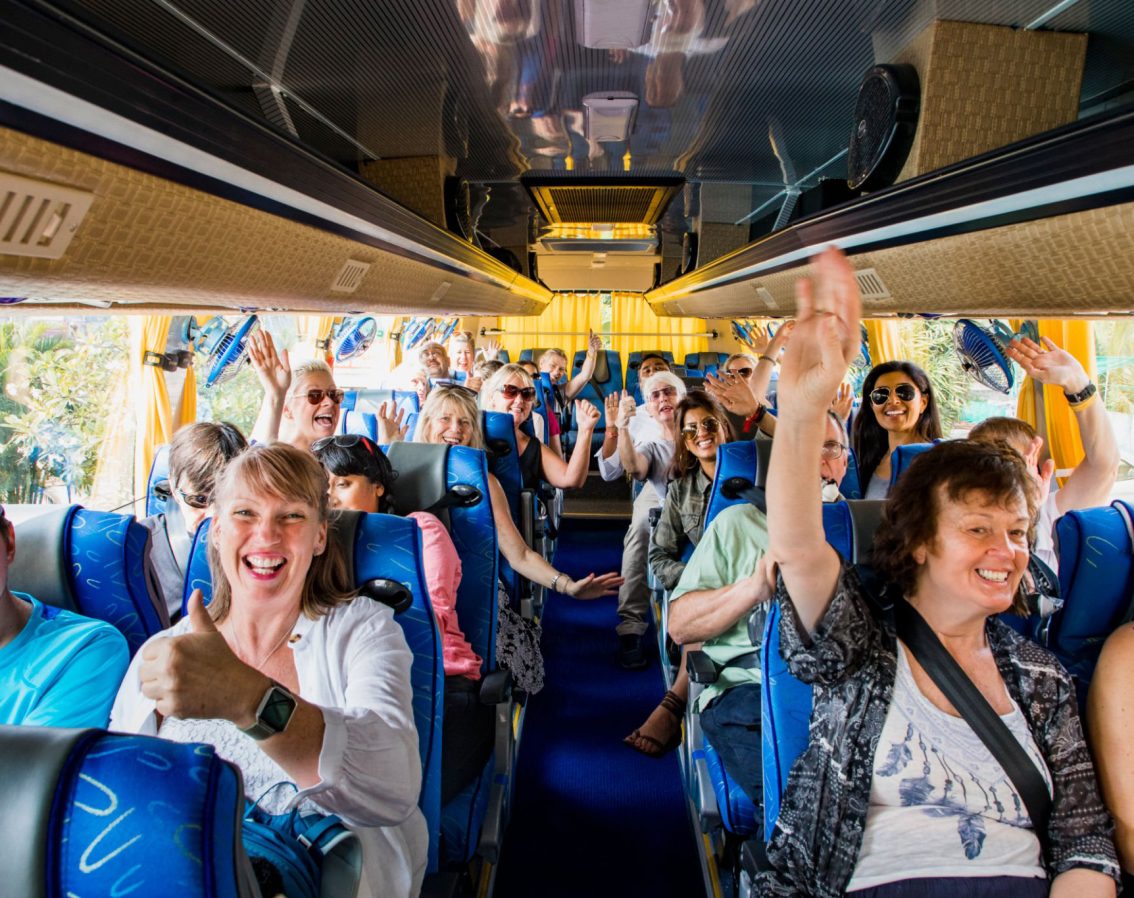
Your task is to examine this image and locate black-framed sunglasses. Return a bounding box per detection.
[311,433,377,455]
[869,384,919,405]
[295,388,346,405]
[681,417,722,440]
[175,486,211,510]
[499,384,537,401]
[726,366,754,379]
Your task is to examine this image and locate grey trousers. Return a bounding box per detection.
[617,480,660,635]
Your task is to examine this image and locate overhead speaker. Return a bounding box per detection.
[847,63,920,192]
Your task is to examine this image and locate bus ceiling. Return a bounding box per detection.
[0,0,1133,318]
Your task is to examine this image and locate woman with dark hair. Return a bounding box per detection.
[853,360,941,499]
[312,433,491,804]
[626,391,734,757]
[762,247,1118,898]
[113,443,426,898]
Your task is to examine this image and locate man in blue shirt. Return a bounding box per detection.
[0,505,129,727]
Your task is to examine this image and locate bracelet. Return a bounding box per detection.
[743,404,767,433]
[758,354,777,365]
[1063,381,1096,405]
[550,572,563,592]
[1068,392,1099,412]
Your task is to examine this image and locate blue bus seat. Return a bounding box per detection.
[9,505,167,656]
[384,443,514,867]
[483,411,540,611]
[840,445,863,500]
[1047,500,1134,704]
[146,444,171,517]
[888,442,937,491]
[761,500,887,838]
[0,724,255,898]
[184,509,445,872]
[684,351,728,372]
[341,389,421,441]
[497,349,511,363]
[625,350,675,404]
[565,349,621,454]
[704,439,772,526]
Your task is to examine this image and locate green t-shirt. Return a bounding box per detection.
[670,503,769,712]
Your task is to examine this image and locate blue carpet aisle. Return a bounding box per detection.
[494,518,703,897]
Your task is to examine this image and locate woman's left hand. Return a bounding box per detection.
[564,572,624,599]
[575,399,601,432]
[139,590,266,726]
[706,371,759,417]
[1007,335,1091,394]
[377,400,409,443]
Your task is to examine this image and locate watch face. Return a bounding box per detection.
[260,686,297,734]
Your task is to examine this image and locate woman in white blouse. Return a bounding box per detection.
[112,443,426,898]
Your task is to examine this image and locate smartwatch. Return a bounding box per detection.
[241,681,297,741]
[1063,381,1096,405]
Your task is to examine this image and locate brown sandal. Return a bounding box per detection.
[623,690,687,758]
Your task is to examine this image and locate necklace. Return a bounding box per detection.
[228,617,298,670]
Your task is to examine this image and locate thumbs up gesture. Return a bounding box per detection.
[140,590,268,724]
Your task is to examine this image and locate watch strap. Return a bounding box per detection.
[1063,381,1096,405]
[241,682,297,741]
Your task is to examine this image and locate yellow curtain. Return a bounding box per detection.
[295,315,336,365]
[497,293,707,366]
[865,319,901,366]
[1017,320,1097,477]
[132,316,174,505]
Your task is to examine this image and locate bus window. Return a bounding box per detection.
[1096,320,1134,502]
[0,315,134,509]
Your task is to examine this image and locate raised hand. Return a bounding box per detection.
[604,391,621,428]
[564,571,624,599]
[140,590,265,723]
[830,381,854,421]
[779,247,863,411]
[480,338,502,362]
[768,319,796,357]
[1007,336,1091,394]
[576,398,601,432]
[465,374,483,393]
[588,329,603,353]
[1022,434,1056,508]
[377,400,409,443]
[617,392,637,428]
[248,330,291,400]
[705,371,759,418]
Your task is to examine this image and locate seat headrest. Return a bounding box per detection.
[385,443,452,517]
[846,500,886,565]
[8,506,78,612]
[592,351,611,384]
[328,509,362,579]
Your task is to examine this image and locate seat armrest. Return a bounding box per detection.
[686,650,720,684]
[479,669,514,705]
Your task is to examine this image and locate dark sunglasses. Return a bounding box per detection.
[296,388,346,405]
[499,384,537,401]
[311,433,377,454]
[726,367,754,379]
[175,486,211,510]
[869,384,918,405]
[681,417,722,440]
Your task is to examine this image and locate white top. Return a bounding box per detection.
[846,644,1049,891]
[1034,491,1060,572]
[595,409,670,499]
[111,597,428,898]
[864,472,890,500]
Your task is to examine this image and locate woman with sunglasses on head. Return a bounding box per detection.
[626,391,735,757]
[479,363,599,490]
[312,434,492,804]
[142,421,248,620]
[854,361,942,500]
[249,331,345,452]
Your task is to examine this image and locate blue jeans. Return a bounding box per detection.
[699,683,762,826]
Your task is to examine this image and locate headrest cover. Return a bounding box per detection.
[328,510,362,581]
[8,506,78,611]
[385,443,452,517]
[592,351,611,384]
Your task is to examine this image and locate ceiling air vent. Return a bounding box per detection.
[754,286,778,309]
[854,267,892,302]
[331,259,371,294]
[0,173,95,260]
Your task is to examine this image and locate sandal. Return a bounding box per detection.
[623,690,687,758]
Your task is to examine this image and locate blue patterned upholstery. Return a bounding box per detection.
[483,412,529,606]
[888,442,936,491]
[146,444,171,517]
[626,350,675,402]
[1048,500,1134,701]
[840,445,863,499]
[698,739,757,835]
[11,506,166,657]
[341,389,421,441]
[56,731,247,898]
[683,352,728,372]
[184,511,446,872]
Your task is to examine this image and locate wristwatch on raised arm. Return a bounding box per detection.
[241,681,298,741]
[1063,381,1096,405]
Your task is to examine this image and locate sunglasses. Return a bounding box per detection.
[820,441,847,459]
[499,384,537,401]
[681,417,722,440]
[726,367,754,379]
[295,388,346,405]
[175,486,211,510]
[869,384,918,405]
[311,433,377,454]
